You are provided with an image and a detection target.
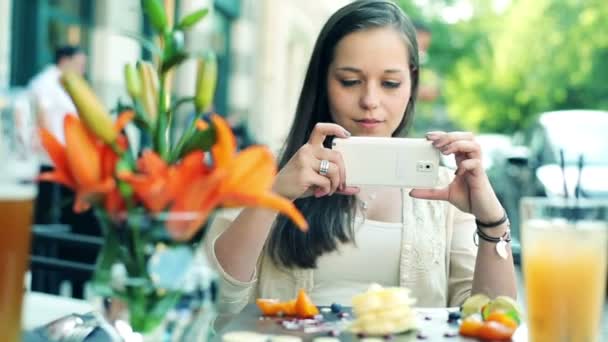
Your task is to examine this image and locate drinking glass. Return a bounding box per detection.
[521,197,608,342]
[0,88,38,341]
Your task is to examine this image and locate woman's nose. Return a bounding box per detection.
[359,85,379,110]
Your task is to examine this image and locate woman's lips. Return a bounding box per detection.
[355,119,384,129]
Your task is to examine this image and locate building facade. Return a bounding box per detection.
[1,0,352,153]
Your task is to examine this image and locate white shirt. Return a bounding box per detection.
[28,65,76,164]
[312,216,403,306]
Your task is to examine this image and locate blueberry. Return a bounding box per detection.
[448,311,461,321]
[328,330,340,337]
[330,303,342,313]
[416,332,428,340]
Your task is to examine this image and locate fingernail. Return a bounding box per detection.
[426,132,440,139]
[343,129,351,137]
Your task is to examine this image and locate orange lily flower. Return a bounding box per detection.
[168,114,308,241]
[118,150,209,213]
[39,111,134,213]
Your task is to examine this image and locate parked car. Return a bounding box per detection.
[496,110,608,259]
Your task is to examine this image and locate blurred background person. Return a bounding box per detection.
[29,45,86,225]
[28,45,96,298]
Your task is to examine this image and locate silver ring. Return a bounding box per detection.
[319,159,330,176]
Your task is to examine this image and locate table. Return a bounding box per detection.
[213,305,528,342]
[22,292,93,330]
[20,293,608,341]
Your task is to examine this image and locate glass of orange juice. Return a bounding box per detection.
[0,89,38,342]
[521,197,608,342]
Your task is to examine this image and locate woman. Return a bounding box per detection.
[205,0,516,314]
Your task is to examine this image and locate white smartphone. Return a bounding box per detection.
[332,137,440,188]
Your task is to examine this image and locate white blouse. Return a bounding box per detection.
[312,217,403,306]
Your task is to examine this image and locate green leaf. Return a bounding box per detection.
[142,0,167,33]
[170,117,215,162]
[180,127,216,155]
[92,211,122,296]
[119,30,162,56]
[177,8,209,30]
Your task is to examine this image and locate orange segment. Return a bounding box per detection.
[477,321,515,340]
[256,299,284,316]
[459,316,484,337]
[295,288,319,318]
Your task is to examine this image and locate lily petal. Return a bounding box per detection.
[138,150,168,176]
[168,172,225,241]
[210,114,236,169]
[64,116,102,187]
[39,128,72,179]
[224,146,276,192]
[223,192,308,231]
[114,110,135,132]
[38,171,75,189]
[118,171,170,213]
[195,119,209,131]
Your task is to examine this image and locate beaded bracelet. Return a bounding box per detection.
[475,210,509,229]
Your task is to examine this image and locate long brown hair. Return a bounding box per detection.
[267,0,420,268]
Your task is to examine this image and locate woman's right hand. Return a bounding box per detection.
[272,123,360,201]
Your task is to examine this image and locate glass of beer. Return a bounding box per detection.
[0,89,38,342]
[521,197,608,342]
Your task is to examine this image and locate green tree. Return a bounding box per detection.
[444,0,608,133]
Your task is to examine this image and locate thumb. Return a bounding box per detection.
[409,188,449,201]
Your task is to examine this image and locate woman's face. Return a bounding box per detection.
[327,27,412,137]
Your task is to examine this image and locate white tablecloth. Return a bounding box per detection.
[22,292,94,330]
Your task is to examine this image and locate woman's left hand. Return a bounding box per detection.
[409,131,504,223]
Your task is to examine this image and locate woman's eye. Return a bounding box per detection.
[340,79,360,87]
[382,81,401,89]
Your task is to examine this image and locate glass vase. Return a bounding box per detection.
[92,210,218,341]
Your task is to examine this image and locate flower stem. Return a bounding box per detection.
[155,72,169,160]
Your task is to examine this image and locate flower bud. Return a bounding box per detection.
[194,51,217,113]
[61,71,117,144]
[124,63,142,100]
[137,61,159,121]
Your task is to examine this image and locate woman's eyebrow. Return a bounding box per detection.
[335,66,405,74]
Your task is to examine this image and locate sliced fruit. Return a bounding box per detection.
[477,321,516,340]
[256,298,284,316]
[482,296,522,322]
[282,299,297,316]
[486,311,518,329]
[459,316,484,337]
[295,288,320,318]
[461,294,490,317]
